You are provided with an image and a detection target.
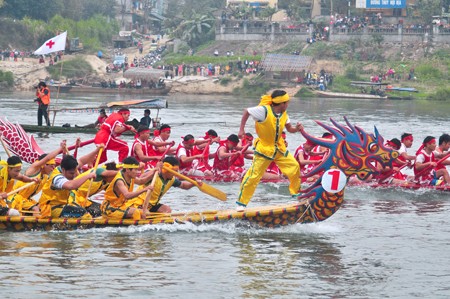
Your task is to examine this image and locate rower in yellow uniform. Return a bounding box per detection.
[140,156,198,215]
[100,156,153,220]
[8,140,66,215]
[0,156,40,216]
[38,145,104,218]
[69,162,118,217]
[236,90,303,210]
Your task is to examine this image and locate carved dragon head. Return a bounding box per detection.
[302,117,397,180]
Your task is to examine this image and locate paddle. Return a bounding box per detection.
[230,142,251,166]
[141,169,159,218]
[162,165,227,201]
[415,151,450,178]
[141,144,173,216]
[377,162,409,183]
[67,138,95,151]
[7,181,36,197]
[85,147,104,199]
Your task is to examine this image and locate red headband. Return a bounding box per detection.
[304,139,316,147]
[387,140,396,148]
[161,127,171,133]
[183,138,195,145]
[402,135,413,142]
[424,138,436,145]
[228,140,238,147]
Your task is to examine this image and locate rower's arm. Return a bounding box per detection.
[26,141,65,175]
[238,109,250,138]
[115,179,149,199]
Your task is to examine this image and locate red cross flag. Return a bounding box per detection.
[34,31,67,55]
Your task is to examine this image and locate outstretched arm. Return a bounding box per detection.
[238,108,250,138]
[26,140,65,176]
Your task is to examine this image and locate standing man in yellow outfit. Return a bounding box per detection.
[236,90,303,210]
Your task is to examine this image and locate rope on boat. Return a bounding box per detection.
[295,199,318,224]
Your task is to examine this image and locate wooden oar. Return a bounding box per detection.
[85,147,104,199]
[141,169,159,218]
[230,142,251,166]
[67,138,95,151]
[0,136,12,158]
[162,165,227,201]
[7,181,36,197]
[415,151,450,178]
[377,162,409,183]
[141,144,173,216]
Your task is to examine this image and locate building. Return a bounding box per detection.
[115,0,167,32]
[260,54,315,81]
[226,0,278,9]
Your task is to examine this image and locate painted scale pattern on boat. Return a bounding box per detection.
[0,118,43,163]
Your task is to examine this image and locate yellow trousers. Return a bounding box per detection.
[237,151,300,206]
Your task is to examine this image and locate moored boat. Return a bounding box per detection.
[313,90,388,99]
[49,84,171,95]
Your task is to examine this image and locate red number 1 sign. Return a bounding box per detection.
[322,169,346,193]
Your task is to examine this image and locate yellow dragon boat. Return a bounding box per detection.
[0,117,397,231]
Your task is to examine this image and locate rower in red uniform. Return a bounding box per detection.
[152,124,176,156]
[212,134,243,179]
[131,125,174,170]
[192,129,220,171]
[176,134,212,176]
[232,133,254,169]
[414,136,450,185]
[94,107,137,163]
[294,139,321,179]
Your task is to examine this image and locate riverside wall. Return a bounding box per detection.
[216,23,450,44]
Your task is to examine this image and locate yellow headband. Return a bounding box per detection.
[272,93,290,104]
[162,162,179,174]
[8,163,22,168]
[258,93,290,106]
[117,163,140,169]
[46,159,56,165]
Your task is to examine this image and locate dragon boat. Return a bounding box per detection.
[0,117,397,231]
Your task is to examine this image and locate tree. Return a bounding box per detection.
[415,0,442,23]
[172,13,216,48]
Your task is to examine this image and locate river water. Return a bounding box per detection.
[0,92,449,298]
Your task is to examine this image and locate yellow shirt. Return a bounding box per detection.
[254,105,288,159]
[104,171,134,208]
[39,167,70,207]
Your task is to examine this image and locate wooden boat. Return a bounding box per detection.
[313,90,388,99]
[49,84,171,95]
[0,203,314,231]
[14,99,167,135]
[0,117,398,230]
[350,181,450,192]
[17,124,145,136]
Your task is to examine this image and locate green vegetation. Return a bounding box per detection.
[426,87,450,101]
[160,54,262,65]
[0,70,14,87]
[233,79,272,97]
[47,57,93,80]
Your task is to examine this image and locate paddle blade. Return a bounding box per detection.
[198,182,227,201]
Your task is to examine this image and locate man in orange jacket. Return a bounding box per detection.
[35,81,51,126]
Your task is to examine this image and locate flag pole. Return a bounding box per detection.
[51,58,64,126]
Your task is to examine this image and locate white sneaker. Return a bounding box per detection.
[7,209,20,216]
[236,205,245,212]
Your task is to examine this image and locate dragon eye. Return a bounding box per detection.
[369,142,379,153]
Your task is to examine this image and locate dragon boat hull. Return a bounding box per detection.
[0,199,342,232]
